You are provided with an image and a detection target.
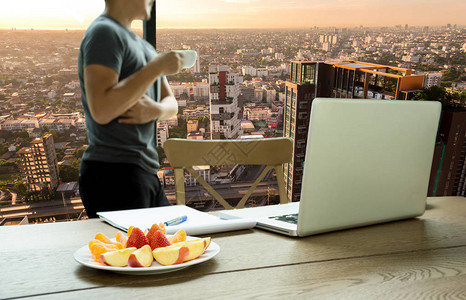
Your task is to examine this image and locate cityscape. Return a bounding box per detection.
[0,24,465,225]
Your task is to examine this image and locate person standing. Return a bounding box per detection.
[78,0,184,217]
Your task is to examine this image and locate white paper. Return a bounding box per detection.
[97,205,256,236]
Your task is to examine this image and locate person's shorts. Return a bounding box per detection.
[79,160,169,218]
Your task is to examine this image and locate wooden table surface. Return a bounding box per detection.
[1,197,465,299]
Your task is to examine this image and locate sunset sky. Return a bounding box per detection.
[0,0,464,29]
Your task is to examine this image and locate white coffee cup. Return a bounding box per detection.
[172,50,197,69]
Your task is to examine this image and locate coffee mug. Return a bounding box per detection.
[172,50,197,69]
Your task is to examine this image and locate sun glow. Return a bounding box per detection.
[0,0,464,30]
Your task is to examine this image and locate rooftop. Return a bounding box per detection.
[333,60,413,76]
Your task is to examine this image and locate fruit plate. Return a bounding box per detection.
[74,239,220,275]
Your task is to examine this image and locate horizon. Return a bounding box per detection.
[0,0,465,30]
[1,24,464,32]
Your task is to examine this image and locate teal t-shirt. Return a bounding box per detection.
[78,14,161,174]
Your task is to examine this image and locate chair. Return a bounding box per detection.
[163,137,293,209]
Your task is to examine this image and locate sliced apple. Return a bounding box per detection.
[100,247,137,267]
[168,239,209,261]
[176,237,211,251]
[195,237,211,250]
[182,240,206,261]
[128,244,153,267]
[152,246,189,266]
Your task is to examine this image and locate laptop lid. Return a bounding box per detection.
[297,98,441,236]
[218,98,441,237]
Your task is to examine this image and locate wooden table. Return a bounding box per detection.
[1,197,465,299]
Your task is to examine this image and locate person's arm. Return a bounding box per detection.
[117,76,178,124]
[84,52,183,125]
[156,76,178,120]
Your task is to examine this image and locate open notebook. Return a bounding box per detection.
[98,205,256,236]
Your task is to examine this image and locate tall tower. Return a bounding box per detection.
[209,65,243,139]
[17,134,59,194]
[428,110,466,197]
[193,49,201,73]
[283,61,333,202]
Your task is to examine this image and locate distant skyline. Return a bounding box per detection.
[0,0,465,30]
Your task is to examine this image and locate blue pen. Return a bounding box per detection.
[164,215,188,226]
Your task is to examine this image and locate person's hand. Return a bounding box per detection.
[154,51,184,76]
[118,95,161,124]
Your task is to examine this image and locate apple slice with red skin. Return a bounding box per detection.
[128,245,153,267]
[152,246,189,266]
[173,237,211,252]
[100,247,137,267]
[169,240,205,261]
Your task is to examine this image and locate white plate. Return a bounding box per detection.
[74,238,220,275]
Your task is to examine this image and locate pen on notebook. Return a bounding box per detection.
[164,215,188,226]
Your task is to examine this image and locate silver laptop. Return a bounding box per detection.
[219,98,441,237]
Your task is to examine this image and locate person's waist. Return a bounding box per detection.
[82,147,159,173]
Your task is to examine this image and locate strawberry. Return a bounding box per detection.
[149,230,171,250]
[146,223,163,241]
[126,227,149,249]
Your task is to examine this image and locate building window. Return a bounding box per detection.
[291,63,296,82]
[304,64,316,84]
[298,112,308,120]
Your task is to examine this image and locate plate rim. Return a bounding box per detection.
[74,237,220,274]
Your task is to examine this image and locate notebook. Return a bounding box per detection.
[218,98,441,237]
[98,205,256,236]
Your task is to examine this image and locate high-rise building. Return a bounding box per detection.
[283,60,427,202]
[209,65,243,139]
[429,110,466,196]
[283,61,333,202]
[193,49,201,73]
[192,83,210,102]
[422,72,443,88]
[17,134,59,194]
[157,123,169,148]
[238,85,255,107]
[322,42,331,52]
[319,35,338,44]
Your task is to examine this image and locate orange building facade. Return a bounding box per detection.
[332,61,424,100]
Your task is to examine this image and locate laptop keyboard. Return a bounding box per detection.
[269,213,299,224]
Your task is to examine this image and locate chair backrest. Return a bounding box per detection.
[164,137,293,209]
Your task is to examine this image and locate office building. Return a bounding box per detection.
[239,85,255,107]
[254,88,264,103]
[283,61,333,202]
[242,66,257,77]
[169,83,190,99]
[193,83,210,102]
[284,60,427,202]
[193,50,201,73]
[429,110,466,196]
[422,72,443,88]
[332,61,424,100]
[187,120,199,133]
[319,35,338,44]
[157,123,169,147]
[209,65,243,139]
[322,42,331,52]
[17,134,59,194]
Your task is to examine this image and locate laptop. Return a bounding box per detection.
[218,98,441,237]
